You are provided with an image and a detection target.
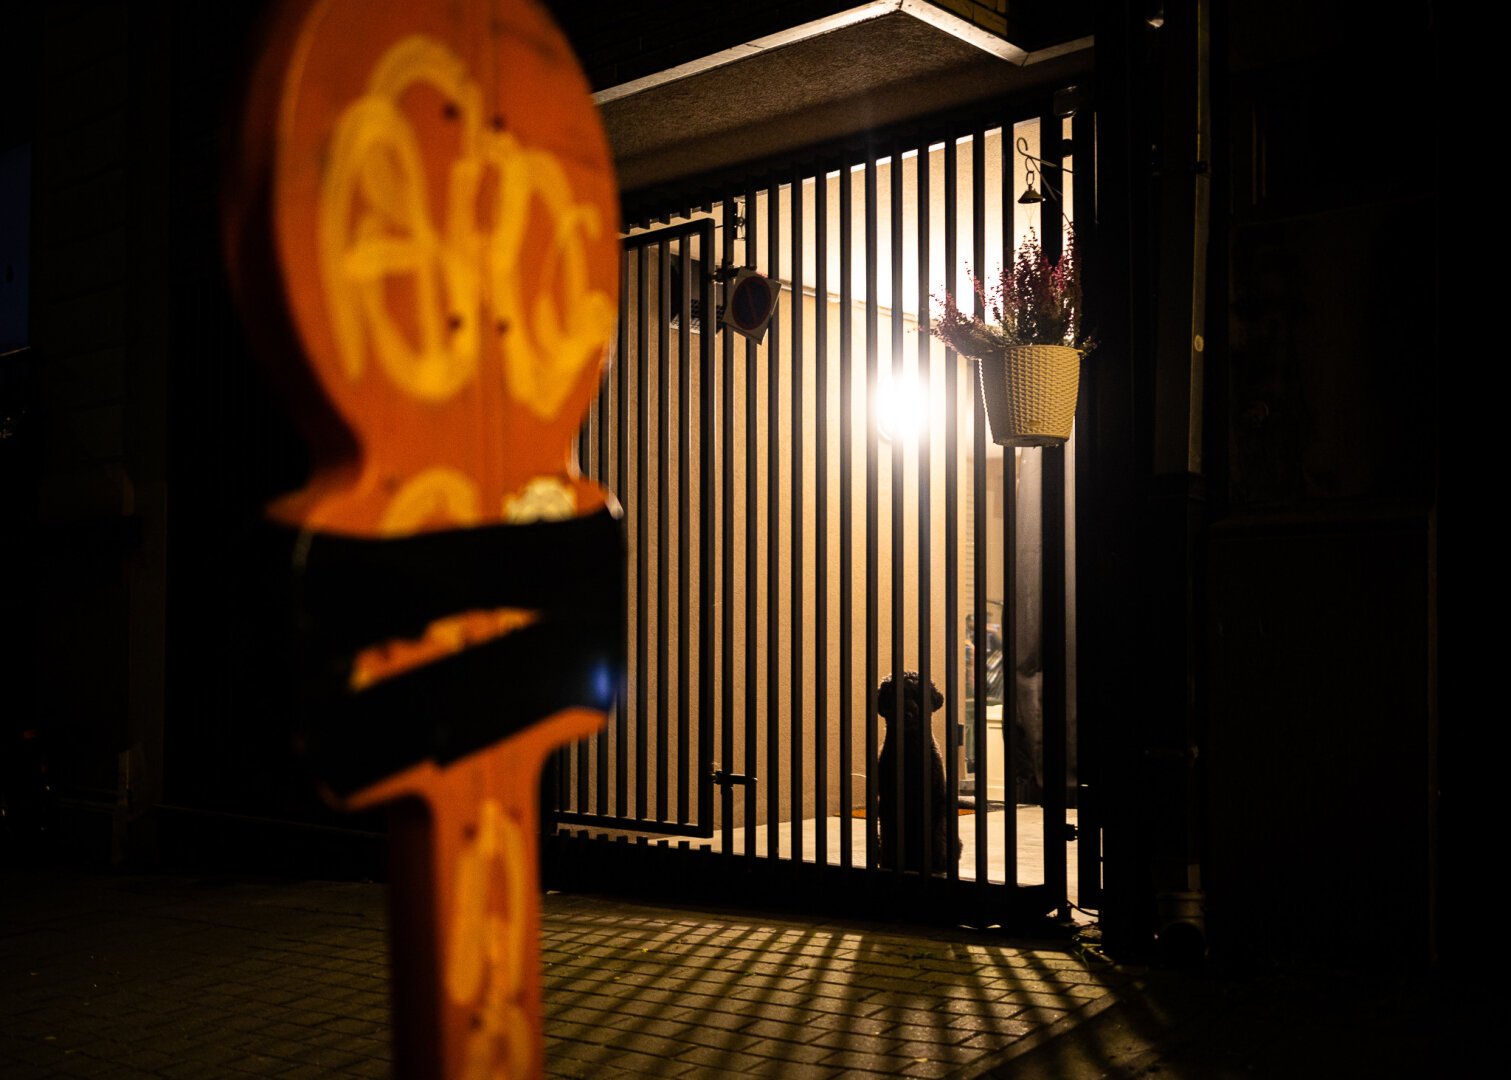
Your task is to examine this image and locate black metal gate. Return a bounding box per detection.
[547,100,1094,929]
[551,218,718,840]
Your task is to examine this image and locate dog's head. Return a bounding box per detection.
[877,671,944,727]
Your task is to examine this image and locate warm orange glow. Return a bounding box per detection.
[876,367,928,443]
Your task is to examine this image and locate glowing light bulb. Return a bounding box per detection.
[876,369,927,443]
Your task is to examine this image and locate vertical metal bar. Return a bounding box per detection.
[596,296,611,816]
[658,240,672,822]
[1075,103,1100,912]
[616,245,630,819]
[577,403,589,480]
[1041,112,1065,266]
[889,139,906,876]
[636,243,650,819]
[814,164,829,870]
[943,135,961,881]
[1072,104,1099,909]
[1040,110,1068,912]
[556,733,568,818]
[698,222,717,832]
[576,586,589,811]
[599,327,612,489]
[679,237,693,825]
[790,166,805,865]
[721,199,737,857]
[578,392,590,814]
[573,362,592,816]
[838,167,854,872]
[972,128,989,887]
[864,147,880,872]
[767,176,782,863]
[745,179,759,863]
[915,134,934,877]
[1001,123,1019,885]
[1043,446,1069,911]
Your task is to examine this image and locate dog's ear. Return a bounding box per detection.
[929,681,944,712]
[877,676,894,720]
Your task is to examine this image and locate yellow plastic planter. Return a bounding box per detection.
[976,344,1081,447]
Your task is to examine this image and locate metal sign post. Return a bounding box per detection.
[223,2,622,1076]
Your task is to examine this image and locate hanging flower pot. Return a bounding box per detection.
[931,226,1092,448]
[976,343,1081,447]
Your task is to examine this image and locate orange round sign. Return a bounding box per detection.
[223,6,621,1079]
[227,0,619,538]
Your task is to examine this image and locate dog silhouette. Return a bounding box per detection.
[876,671,960,874]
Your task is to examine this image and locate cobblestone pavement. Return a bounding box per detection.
[539,895,1116,1080]
[0,870,1119,1079]
[0,871,392,1080]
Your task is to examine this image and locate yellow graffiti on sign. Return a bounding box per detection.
[446,798,531,1080]
[378,467,483,534]
[318,34,615,418]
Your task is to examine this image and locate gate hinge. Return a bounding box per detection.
[712,771,756,787]
[1062,823,1079,842]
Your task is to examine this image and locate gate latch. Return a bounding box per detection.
[712,771,757,787]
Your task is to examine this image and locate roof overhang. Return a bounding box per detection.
[595,1,1092,194]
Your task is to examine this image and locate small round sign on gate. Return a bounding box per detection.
[720,267,783,343]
